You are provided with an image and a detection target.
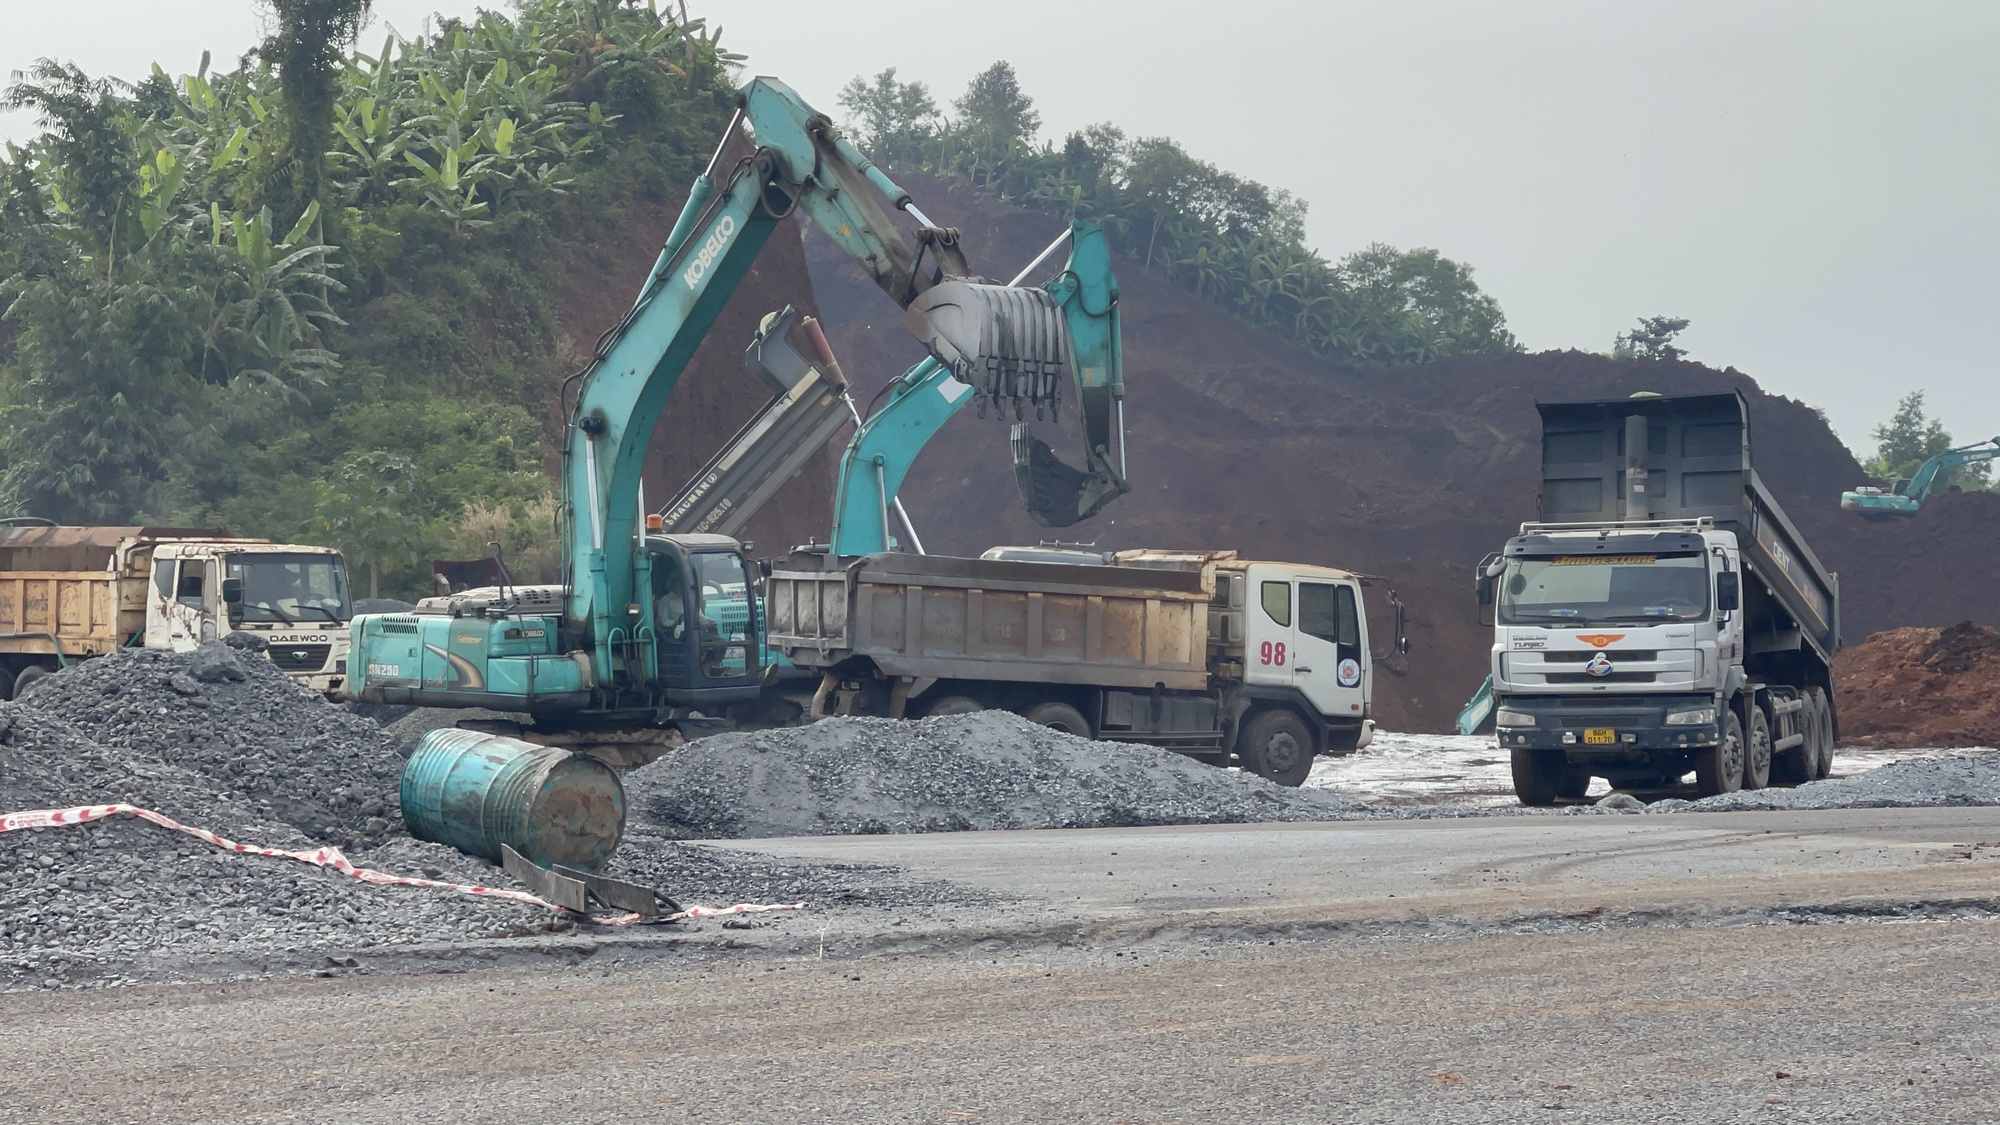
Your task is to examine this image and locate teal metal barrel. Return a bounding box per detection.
[400,729,627,871]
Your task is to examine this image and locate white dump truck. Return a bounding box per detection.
[1477,392,1840,803]
[0,523,354,698]
[766,546,1404,786]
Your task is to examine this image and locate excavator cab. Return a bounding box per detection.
[645,535,760,696]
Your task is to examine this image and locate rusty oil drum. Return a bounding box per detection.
[400,729,626,871]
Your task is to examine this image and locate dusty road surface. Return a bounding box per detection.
[7,807,2000,1122]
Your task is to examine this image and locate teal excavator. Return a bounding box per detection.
[1840,437,1999,518]
[345,78,1126,728]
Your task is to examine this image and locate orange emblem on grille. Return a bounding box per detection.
[1575,633,1626,648]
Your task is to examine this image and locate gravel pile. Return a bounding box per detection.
[14,643,408,847]
[626,711,1366,839]
[0,645,1003,989]
[1648,751,2000,813]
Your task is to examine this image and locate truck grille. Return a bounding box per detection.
[1545,671,1657,684]
[268,643,332,672]
[1544,650,1658,662]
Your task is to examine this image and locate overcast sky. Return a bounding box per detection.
[5,1,1995,456]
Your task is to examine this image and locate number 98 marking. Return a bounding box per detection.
[1259,640,1287,667]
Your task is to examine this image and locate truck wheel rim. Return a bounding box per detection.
[1722,730,1743,784]
[1265,732,1304,774]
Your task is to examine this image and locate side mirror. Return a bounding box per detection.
[221,577,243,605]
[1716,572,1740,612]
[757,558,773,578]
[1475,553,1499,606]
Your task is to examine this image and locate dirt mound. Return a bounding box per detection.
[1834,624,2000,748]
[798,176,1999,730]
[624,711,1363,839]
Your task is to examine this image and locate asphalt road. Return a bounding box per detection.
[7,807,2000,1122]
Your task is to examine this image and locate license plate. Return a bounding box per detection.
[1584,728,1616,745]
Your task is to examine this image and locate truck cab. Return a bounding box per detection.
[145,542,354,695]
[1223,561,1376,747]
[1486,522,1737,779]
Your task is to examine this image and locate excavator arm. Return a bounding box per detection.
[564,77,1104,690]
[830,221,1128,555]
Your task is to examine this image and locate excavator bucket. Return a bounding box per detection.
[907,281,1071,422]
[909,279,1123,525]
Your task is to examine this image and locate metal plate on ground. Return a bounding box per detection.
[500,844,677,917]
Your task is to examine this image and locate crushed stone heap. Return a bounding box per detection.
[13,642,409,847]
[1835,622,2000,749]
[624,711,1367,839]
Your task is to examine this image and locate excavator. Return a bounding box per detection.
[1840,437,1999,518]
[344,78,1126,731]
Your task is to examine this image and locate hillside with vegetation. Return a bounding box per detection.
[0,0,743,594]
[0,3,1527,599]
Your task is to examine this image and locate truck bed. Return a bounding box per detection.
[1536,391,1839,662]
[766,551,1215,691]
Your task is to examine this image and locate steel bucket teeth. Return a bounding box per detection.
[907,281,1070,420]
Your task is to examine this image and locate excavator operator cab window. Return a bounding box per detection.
[651,555,689,643]
[690,551,755,678]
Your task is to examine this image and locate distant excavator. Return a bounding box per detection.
[1840,437,1999,518]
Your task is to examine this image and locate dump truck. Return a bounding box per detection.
[0,524,353,699]
[765,547,1404,786]
[1476,391,1840,803]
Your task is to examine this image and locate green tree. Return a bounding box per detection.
[954,61,1039,154]
[261,0,374,222]
[1612,316,1690,362]
[837,68,940,167]
[1866,391,1990,491]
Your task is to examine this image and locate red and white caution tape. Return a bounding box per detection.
[1,803,802,925]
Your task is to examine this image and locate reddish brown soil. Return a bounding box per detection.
[799,175,2000,732]
[1836,623,2000,747]
[553,187,834,556]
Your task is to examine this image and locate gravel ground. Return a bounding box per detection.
[8,642,2000,993]
[623,711,1366,839]
[1651,751,2000,812]
[0,645,981,991]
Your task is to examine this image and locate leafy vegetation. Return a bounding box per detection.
[839,63,1519,367]
[1611,315,1690,362]
[0,0,741,595]
[1867,391,1992,492]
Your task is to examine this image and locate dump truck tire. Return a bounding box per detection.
[1810,691,1835,780]
[1743,706,1773,790]
[924,695,984,717]
[1241,709,1315,787]
[1023,700,1092,739]
[1697,710,1746,798]
[1511,747,1564,806]
[1771,703,1812,786]
[11,665,51,697]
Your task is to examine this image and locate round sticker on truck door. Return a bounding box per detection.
[1337,658,1362,687]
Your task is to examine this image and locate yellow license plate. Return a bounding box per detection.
[1584,728,1616,745]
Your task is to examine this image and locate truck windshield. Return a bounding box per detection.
[1499,553,1710,625]
[228,553,352,624]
